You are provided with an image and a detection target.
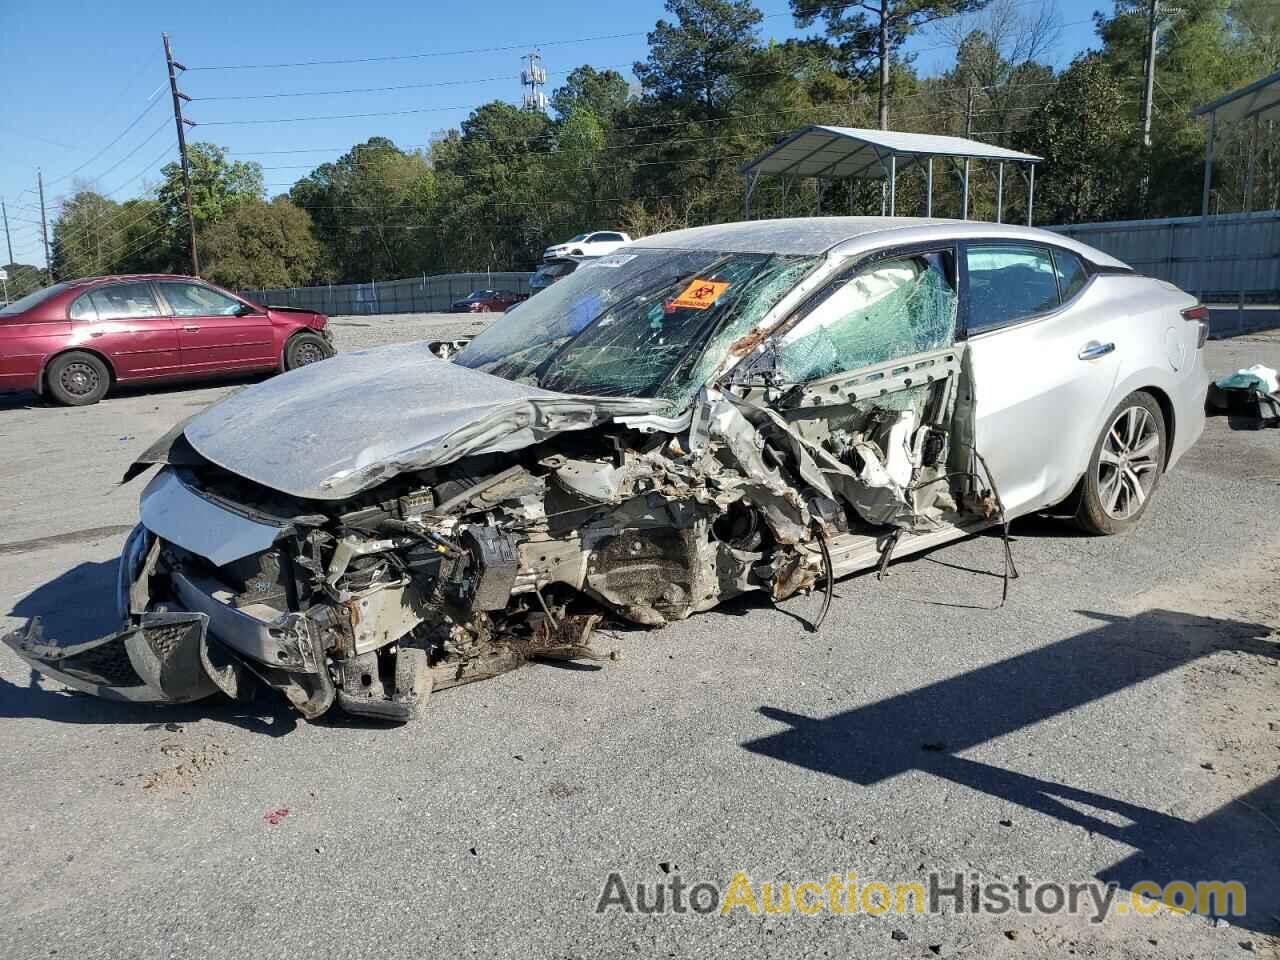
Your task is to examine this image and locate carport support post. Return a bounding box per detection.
[926,158,933,217]
[743,171,759,219]
[1026,164,1036,226]
[1201,110,1217,220]
[1245,114,1258,213]
[996,162,1005,223]
[961,159,971,220]
[888,154,897,216]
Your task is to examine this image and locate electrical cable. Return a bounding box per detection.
[807,523,835,633]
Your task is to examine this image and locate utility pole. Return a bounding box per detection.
[1,200,13,266]
[878,0,890,129]
[37,170,52,283]
[163,33,200,276]
[964,85,976,137]
[1140,0,1159,147]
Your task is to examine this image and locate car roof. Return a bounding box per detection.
[64,273,206,289]
[627,217,1129,268]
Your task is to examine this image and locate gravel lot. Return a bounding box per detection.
[1,315,1278,959]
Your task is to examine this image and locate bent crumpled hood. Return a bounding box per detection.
[183,341,664,501]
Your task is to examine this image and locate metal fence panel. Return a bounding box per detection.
[1047,211,1280,302]
[241,272,534,316]
[245,213,1280,314]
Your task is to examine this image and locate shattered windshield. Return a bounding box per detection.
[455,248,818,404]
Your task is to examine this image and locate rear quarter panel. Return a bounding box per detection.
[1101,276,1206,470]
[0,309,71,392]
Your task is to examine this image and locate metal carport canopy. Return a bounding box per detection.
[740,125,1040,179]
[739,125,1041,222]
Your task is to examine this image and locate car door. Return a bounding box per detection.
[961,242,1121,516]
[67,280,182,380]
[154,280,276,372]
[765,244,961,493]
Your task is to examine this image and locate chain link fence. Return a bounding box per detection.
[240,272,534,315]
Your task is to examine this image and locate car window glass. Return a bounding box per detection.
[597,232,623,242]
[0,281,70,316]
[778,252,957,383]
[965,244,1060,333]
[157,281,243,317]
[538,254,770,398]
[1054,249,1088,302]
[69,292,97,321]
[85,282,160,322]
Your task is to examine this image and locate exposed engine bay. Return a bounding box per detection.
[4,338,1010,723]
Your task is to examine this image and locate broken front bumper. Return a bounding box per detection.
[2,516,426,720]
[3,520,235,705]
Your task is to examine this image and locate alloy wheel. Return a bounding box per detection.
[1097,405,1161,520]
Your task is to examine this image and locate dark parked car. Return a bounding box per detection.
[0,274,333,405]
[449,289,525,313]
[530,256,593,295]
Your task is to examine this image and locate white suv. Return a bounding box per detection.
[543,230,631,261]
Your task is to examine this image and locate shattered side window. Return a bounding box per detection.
[777,252,957,383]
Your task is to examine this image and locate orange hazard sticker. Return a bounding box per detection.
[669,279,731,310]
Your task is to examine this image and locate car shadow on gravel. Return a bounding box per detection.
[745,607,1280,933]
[2,560,298,736]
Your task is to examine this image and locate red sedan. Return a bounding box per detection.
[0,274,334,405]
[449,289,526,313]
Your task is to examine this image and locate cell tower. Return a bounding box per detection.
[521,51,548,112]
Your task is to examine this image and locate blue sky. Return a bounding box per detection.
[0,0,1112,267]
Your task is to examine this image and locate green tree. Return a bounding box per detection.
[792,0,992,128]
[115,198,169,274]
[201,198,321,290]
[551,66,632,121]
[291,137,437,281]
[1013,55,1135,223]
[634,0,763,113]
[1,263,46,301]
[431,104,555,270]
[157,143,265,272]
[50,190,125,279]
[552,106,608,225]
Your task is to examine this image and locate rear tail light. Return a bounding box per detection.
[1182,304,1210,348]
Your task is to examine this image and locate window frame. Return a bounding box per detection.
[151,279,253,319]
[958,239,1106,339]
[760,239,961,384]
[67,280,163,323]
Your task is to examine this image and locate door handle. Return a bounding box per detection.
[1078,341,1115,360]
[182,324,201,333]
[89,330,105,337]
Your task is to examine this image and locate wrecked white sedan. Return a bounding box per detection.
[4,218,1209,721]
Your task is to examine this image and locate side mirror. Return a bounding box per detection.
[235,303,255,316]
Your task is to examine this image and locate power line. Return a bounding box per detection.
[41,94,166,189]
[183,0,1054,72]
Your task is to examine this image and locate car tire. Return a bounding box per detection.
[570,249,583,255]
[283,332,332,371]
[46,351,111,406]
[1073,390,1166,536]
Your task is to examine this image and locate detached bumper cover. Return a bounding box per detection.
[3,612,216,703]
